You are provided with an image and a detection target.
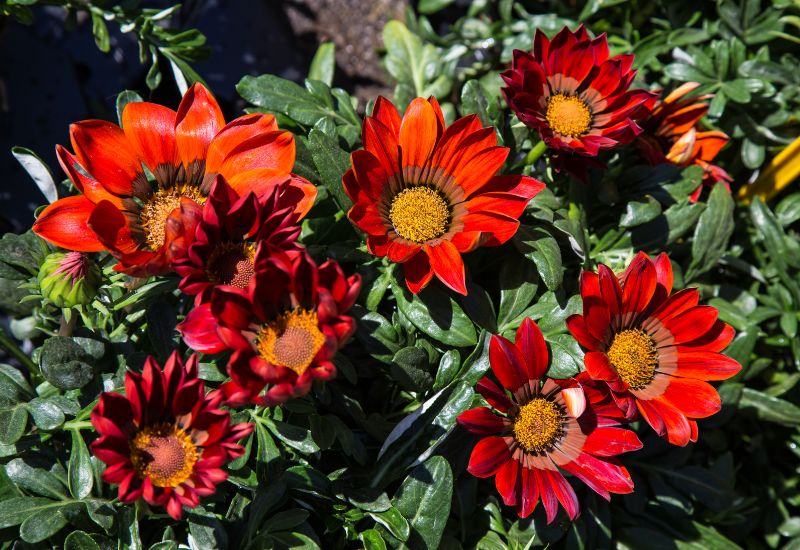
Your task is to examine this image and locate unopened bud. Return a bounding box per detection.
[38,252,100,308]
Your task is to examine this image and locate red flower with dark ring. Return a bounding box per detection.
[344,96,544,295]
[178,249,360,406]
[90,351,252,519]
[173,176,304,304]
[502,25,656,157]
[458,319,641,522]
[566,252,741,446]
[637,82,733,202]
[33,83,316,276]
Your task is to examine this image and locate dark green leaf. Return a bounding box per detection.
[68,429,94,499]
[687,183,735,279]
[392,456,453,550]
[308,127,353,211]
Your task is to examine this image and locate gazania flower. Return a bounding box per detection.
[178,249,360,406]
[173,176,303,304]
[343,96,544,295]
[637,82,732,202]
[458,319,641,522]
[501,25,656,157]
[32,83,316,276]
[566,252,741,446]
[90,351,252,519]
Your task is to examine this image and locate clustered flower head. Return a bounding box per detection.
[28,22,742,526]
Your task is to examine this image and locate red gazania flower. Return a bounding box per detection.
[33,83,316,276]
[173,175,303,304]
[90,351,252,519]
[637,82,733,201]
[458,319,641,523]
[343,96,544,295]
[501,25,656,157]
[566,252,741,446]
[178,249,360,406]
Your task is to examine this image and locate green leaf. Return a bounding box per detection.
[433,349,460,391]
[12,147,57,204]
[26,397,65,430]
[19,507,68,543]
[90,10,110,53]
[392,456,453,550]
[0,230,44,280]
[740,387,800,425]
[370,507,410,542]
[116,90,144,125]
[360,529,388,550]
[188,508,228,549]
[39,336,97,390]
[418,0,455,13]
[460,80,493,129]
[267,419,320,455]
[391,347,433,392]
[620,196,662,228]
[0,497,56,528]
[498,258,538,328]
[741,138,765,169]
[513,226,564,291]
[686,183,735,279]
[309,42,336,86]
[391,275,477,347]
[5,459,66,499]
[68,430,94,499]
[64,531,102,550]
[546,333,584,378]
[308,127,353,211]
[0,405,28,445]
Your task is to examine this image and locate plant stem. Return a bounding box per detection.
[0,326,38,378]
[524,140,548,166]
[64,420,93,431]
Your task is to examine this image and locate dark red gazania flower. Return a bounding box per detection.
[344,96,544,295]
[90,351,252,519]
[501,25,656,157]
[178,249,360,406]
[458,319,641,523]
[173,176,304,304]
[33,83,316,276]
[637,82,733,202]
[566,252,741,446]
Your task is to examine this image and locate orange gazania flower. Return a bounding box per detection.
[90,351,252,519]
[343,96,544,295]
[32,83,316,276]
[501,25,656,157]
[637,82,733,202]
[458,319,641,522]
[566,252,741,446]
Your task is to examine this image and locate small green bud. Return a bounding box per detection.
[38,252,101,308]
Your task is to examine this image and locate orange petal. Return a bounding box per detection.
[56,145,129,209]
[216,130,296,178]
[371,96,401,136]
[175,83,225,168]
[33,196,104,252]
[398,98,440,169]
[205,113,280,174]
[121,102,179,174]
[70,120,141,196]
[426,241,467,295]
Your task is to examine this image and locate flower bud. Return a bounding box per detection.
[38,252,100,308]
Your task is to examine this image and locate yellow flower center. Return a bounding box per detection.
[129,423,198,487]
[545,93,592,138]
[255,308,326,376]
[207,242,256,288]
[389,186,450,243]
[140,185,206,250]
[513,397,564,452]
[607,329,658,390]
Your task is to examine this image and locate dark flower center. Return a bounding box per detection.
[207,242,256,288]
[513,397,564,452]
[130,422,198,487]
[389,186,450,243]
[255,308,326,375]
[607,329,658,390]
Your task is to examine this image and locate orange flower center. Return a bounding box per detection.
[546,93,592,138]
[389,186,450,243]
[207,242,256,288]
[607,329,657,390]
[255,308,326,376]
[513,397,564,452]
[129,422,198,487]
[140,185,206,250]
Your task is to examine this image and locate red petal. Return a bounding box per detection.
[659,378,721,418]
[673,350,741,381]
[621,252,657,317]
[398,98,440,171]
[87,200,141,255]
[457,407,507,436]
[663,306,719,344]
[363,118,399,176]
[515,318,548,380]
[489,333,530,392]
[403,252,434,294]
[534,469,559,524]
[216,130,296,179]
[205,113,279,173]
[475,377,514,413]
[571,453,635,494]
[584,352,617,382]
[175,83,225,167]
[426,241,467,295]
[371,96,401,135]
[177,303,228,354]
[637,398,692,446]
[33,196,104,252]
[495,457,520,506]
[70,120,141,196]
[467,436,511,478]
[653,252,673,295]
[566,315,600,350]
[544,469,579,520]
[681,320,735,352]
[121,102,178,173]
[582,427,642,456]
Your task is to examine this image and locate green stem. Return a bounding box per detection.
[64,420,93,431]
[0,326,39,379]
[524,140,548,166]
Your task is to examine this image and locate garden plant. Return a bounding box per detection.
[1,0,800,548]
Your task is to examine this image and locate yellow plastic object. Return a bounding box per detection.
[738,136,800,204]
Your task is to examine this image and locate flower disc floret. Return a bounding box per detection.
[513,397,564,452]
[130,422,198,488]
[545,94,592,138]
[256,308,326,375]
[389,186,450,243]
[607,329,657,390]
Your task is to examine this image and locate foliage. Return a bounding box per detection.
[1,0,799,548]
